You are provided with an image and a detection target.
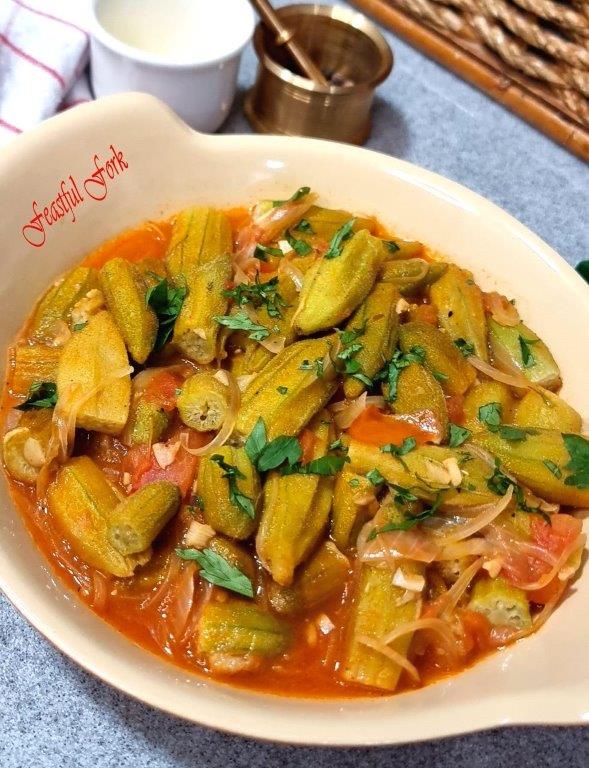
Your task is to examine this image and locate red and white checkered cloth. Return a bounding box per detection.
[0,0,91,146]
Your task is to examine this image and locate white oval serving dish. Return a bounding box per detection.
[0,93,588,746]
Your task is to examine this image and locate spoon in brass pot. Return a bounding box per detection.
[247,0,330,88]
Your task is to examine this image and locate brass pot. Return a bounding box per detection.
[245,4,393,145]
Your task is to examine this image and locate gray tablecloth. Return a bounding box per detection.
[1,5,588,766]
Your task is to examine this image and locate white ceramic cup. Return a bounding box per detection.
[89,0,254,131]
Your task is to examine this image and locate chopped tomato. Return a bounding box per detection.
[347,405,438,447]
[299,428,316,464]
[82,220,171,268]
[457,609,493,655]
[527,577,563,606]
[259,259,278,274]
[143,370,182,412]
[445,394,465,425]
[410,303,438,326]
[531,513,582,554]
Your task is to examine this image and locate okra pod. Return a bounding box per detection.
[430,265,488,360]
[399,321,476,396]
[29,265,98,342]
[341,564,421,691]
[10,344,61,396]
[173,254,232,363]
[99,258,157,364]
[463,381,515,431]
[166,207,232,282]
[331,468,375,550]
[3,409,52,484]
[393,362,448,436]
[56,310,131,435]
[122,398,169,447]
[208,536,258,584]
[235,336,338,439]
[135,257,167,287]
[177,371,229,432]
[512,390,582,433]
[303,206,375,240]
[267,541,350,615]
[197,600,291,659]
[199,445,261,539]
[293,230,382,335]
[488,318,561,390]
[47,456,149,576]
[107,481,181,555]
[342,281,400,399]
[468,576,531,630]
[472,428,589,507]
[256,413,335,586]
[380,259,447,296]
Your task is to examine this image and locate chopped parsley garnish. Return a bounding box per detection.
[497,425,532,442]
[448,423,471,448]
[271,186,311,207]
[543,459,562,479]
[299,357,325,377]
[210,454,255,519]
[389,483,419,506]
[254,244,283,261]
[454,338,475,358]
[334,324,372,385]
[366,468,386,486]
[257,436,302,473]
[348,477,361,488]
[223,274,286,319]
[563,434,589,488]
[328,438,345,451]
[295,218,314,234]
[376,346,426,402]
[72,321,87,332]
[146,275,187,350]
[487,459,548,520]
[519,335,538,368]
[176,548,253,598]
[478,402,502,430]
[244,417,268,465]
[380,437,417,457]
[285,230,312,256]
[433,371,449,383]
[191,494,205,511]
[368,492,443,539]
[277,385,288,395]
[213,311,270,342]
[324,219,355,259]
[16,381,58,410]
[282,455,348,477]
[385,240,400,253]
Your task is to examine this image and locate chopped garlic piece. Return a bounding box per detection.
[482,557,503,579]
[71,288,105,326]
[23,437,46,468]
[442,457,462,487]
[278,239,292,254]
[213,369,229,386]
[185,520,215,549]
[316,613,335,635]
[305,621,318,646]
[152,440,181,469]
[422,457,452,487]
[236,374,256,391]
[392,567,425,592]
[122,472,131,486]
[48,320,71,347]
[396,298,411,314]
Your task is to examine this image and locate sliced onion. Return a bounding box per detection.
[180,581,213,645]
[511,533,586,591]
[331,392,367,429]
[255,194,317,242]
[431,486,514,545]
[435,557,485,620]
[259,334,286,354]
[167,562,197,642]
[485,523,559,567]
[485,291,520,327]
[380,617,459,659]
[437,539,493,560]
[89,570,110,610]
[359,524,441,564]
[140,556,181,611]
[180,369,239,457]
[278,258,305,291]
[468,355,532,390]
[357,635,420,682]
[460,441,497,470]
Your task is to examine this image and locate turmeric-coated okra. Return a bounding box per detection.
[177,370,230,432]
[512,389,582,433]
[330,469,374,550]
[380,259,447,296]
[29,265,98,342]
[488,318,561,390]
[10,344,61,396]
[166,206,232,281]
[393,362,448,436]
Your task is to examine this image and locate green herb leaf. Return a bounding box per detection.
[72,321,87,332]
[543,459,562,479]
[176,548,253,598]
[497,425,531,442]
[381,437,417,457]
[244,417,267,465]
[210,454,255,519]
[433,371,449,383]
[272,186,311,208]
[285,230,312,256]
[376,346,426,402]
[214,311,271,342]
[295,218,314,233]
[454,338,475,358]
[254,244,283,261]
[448,423,471,448]
[223,274,286,319]
[324,219,355,259]
[282,454,348,477]
[368,492,443,539]
[389,483,419,506]
[366,468,386,485]
[385,240,400,253]
[328,438,345,451]
[299,357,325,378]
[192,494,205,511]
[277,385,288,395]
[519,335,537,368]
[257,436,302,473]
[478,402,502,430]
[16,381,58,411]
[348,477,360,488]
[146,276,187,351]
[563,434,589,488]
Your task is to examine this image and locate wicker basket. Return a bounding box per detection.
[350,0,589,159]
